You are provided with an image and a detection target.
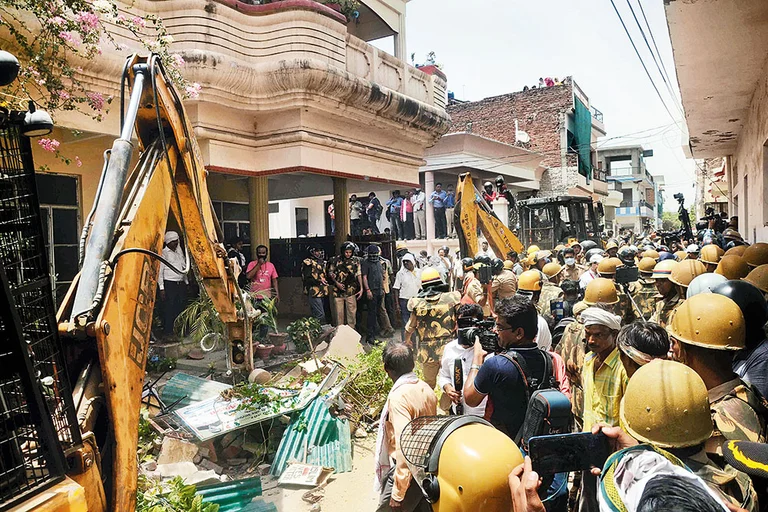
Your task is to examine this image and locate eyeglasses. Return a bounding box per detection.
[495,323,517,333]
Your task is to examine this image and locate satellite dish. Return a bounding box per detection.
[515,119,530,144]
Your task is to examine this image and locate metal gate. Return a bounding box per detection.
[0,118,80,509]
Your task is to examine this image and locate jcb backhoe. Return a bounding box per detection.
[0,54,252,511]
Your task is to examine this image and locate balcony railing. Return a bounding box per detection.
[616,201,656,218]
[593,166,607,181]
[592,106,604,123]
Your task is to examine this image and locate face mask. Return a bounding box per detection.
[565,258,575,266]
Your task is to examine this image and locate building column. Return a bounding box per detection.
[333,177,349,253]
[425,172,436,247]
[248,176,269,250]
[394,14,406,61]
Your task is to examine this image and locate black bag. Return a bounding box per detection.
[499,350,572,450]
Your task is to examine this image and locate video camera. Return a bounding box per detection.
[696,207,728,233]
[457,317,500,353]
[473,257,494,285]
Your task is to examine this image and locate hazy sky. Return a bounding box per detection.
[379,0,696,212]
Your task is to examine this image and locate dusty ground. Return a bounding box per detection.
[264,436,379,511]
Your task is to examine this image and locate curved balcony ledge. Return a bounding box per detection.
[212,0,347,24]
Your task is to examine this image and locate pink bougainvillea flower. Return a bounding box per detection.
[131,16,146,28]
[38,138,61,152]
[171,53,185,67]
[59,31,80,46]
[75,11,100,33]
[185,82,202,99]
[86,91,105,111]
[75,156,82,167]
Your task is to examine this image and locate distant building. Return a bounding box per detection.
[446,78,609,202]
[598,145,664,233]
[694,158,728,219]
[665,0,767,242]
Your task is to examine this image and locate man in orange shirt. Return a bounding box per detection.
[374,342,437,511]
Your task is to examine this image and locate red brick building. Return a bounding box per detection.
[446,79,609,201]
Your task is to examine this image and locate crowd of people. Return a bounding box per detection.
[369,223,768,512]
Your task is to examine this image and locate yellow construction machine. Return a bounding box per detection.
[0,54,252,511]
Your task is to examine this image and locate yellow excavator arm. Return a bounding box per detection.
[52,55,251,511]
[454,172,524,259]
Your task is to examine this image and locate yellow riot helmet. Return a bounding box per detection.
[699,244,724,265]
[744,264,768,294]
[554,244,566,253]
[584,277,619,305]
[518,270,543,292]
[597,257,622,277]
[643,249,660,260]
[605,241,619,252]
[620,360,713,448]
[667,293,746,351]
[725,245,748,257]
[401,416,524,512]
[651,259,678,280]
[715,255,751,280]
[743,242,768,268]
[668,259,707,288]
[542,262,564,278]
[421,267,443,287]
[674,250,687,262]
[638,256,657,275]
[527,245,540,256]
[503,259,515,271]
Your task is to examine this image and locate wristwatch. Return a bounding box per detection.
[470,364,481,371]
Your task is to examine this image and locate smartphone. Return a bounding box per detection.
[528,432,610,475]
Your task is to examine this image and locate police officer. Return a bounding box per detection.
[700,243,725,273]
[491,260,518,305]
[461,257,489,316]
[605,359,758,511]
[669,258,707,299]
[404,268,461,389]
[327,241,364,328]
[649,260,684,328]
[668,294,767,458]
[301,245,329,323]
[561,246,586,281]
[632,256,658,321]
[597,256,636,325]
[539,261,565,326]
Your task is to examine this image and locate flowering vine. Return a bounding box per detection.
[0,0,199,167]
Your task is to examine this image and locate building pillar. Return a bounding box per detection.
[248,176,270,251]
[425,172,436,247]
[492,198,509,228]
[394,14,406,61]
[333,177,349,253]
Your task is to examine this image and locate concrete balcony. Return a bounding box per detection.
[50,0,450,187]
[616,202,655,218]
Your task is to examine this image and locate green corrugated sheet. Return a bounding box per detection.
[574,97,592,178]
[160,373,231,408]
[270,397,353,477]
[195,476,266,511]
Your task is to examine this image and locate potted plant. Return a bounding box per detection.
[251,296,288,354]
[175,291,226,348]
[317,0,359,20]
[285,317,323,354]
[255,343,274,360]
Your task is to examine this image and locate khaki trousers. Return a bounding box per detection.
[333,295,357,328]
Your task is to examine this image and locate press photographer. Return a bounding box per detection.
[438,303,492,416]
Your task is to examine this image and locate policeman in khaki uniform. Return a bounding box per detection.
[597,256,637,325]
[617,359,758,511]
[667,294,767,459]
[669,258,707,300]
[700,243,725,273]
[404,268,461,389]
[649,259,684,328]
[491,259,518,305]
[539,261,564,326]
[561,246,586,282]
[632,256,658,321]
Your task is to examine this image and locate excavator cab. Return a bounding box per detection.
[517,196,601,249]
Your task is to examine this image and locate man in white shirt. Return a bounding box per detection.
[411,188,426,240]
[159,231,188,337]
[439,303,488,417]
[579,254,603,290]
[393,254,421,338]
[475,240,496,259]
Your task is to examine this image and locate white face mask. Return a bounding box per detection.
[565,257,575,266]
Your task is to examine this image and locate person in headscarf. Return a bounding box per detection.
[159,231,188,338]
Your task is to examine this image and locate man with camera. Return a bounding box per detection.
[463,296,555,439]
[438,303,489,417]
[462,256,491,316]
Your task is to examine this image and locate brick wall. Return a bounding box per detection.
[447,83,574,168]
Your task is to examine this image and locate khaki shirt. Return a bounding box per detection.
[555,321,586,424]
[631,278,657,321]
[537,282,564,326]
[562,263,586,282]
[491,270,518,302]
[406,291,462,365]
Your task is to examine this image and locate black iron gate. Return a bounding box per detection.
[0,119,80,509]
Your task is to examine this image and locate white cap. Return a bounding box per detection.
[589,254,604,264]
[402,253,415,263]
[685,244,700,253]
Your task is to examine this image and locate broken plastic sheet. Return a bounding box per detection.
[174,365,342,441]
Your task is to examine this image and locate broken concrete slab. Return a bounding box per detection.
[158,461,199,480]
[257,464,271,476]
[157,437,199,465]
[185,470,221,487]
[323,325,363,360]
[199,458,224,474]
[196,441,217,462]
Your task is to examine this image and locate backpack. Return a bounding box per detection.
[498,350,571,450]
